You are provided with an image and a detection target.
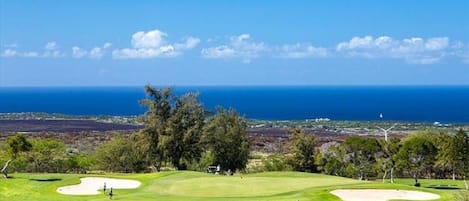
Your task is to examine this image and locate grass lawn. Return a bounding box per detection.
[0,171,466,201]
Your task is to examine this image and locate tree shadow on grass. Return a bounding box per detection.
[428,184,460,190]
[30,178,62,182]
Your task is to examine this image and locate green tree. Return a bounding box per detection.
[289,128,316,172]
[188,150,215,171]
[138,86,208,171]
[262,155,292,172]
[28,138,66,172]
[315,142,345,176]
[163,93,205,170]
[452,129,469,190]
[203,107,249,172]
[378,137,400,183]
[435,132,458,180]
[94,135,145,173]
[341,136,380,180]
[139,85,174,171]
[1,134,32,178]
[66,153,94,174]
[396,132,437,186]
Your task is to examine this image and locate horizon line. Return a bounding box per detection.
[2,84,469,88]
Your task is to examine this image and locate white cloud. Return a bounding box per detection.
[201,46,236,58]
[103,42,112,49]
[1,42,64,58]
[89,43,112,59]
[1,49,41,58]
[336,36,450,64]
[114,45,177,59]
[23,51,40,57]
[201,34,266,63]
[131,30,166,48]
[89,47,104,58]
[1,34,467,64]
[1,49,18,57]
[45,42,58,50]
[1,49,40,58]
[113,29,197,59]
[174,37,200,50]
[449,41,469,64]
[72,43,112,59]
[42,50,64,58]
[113,45,179,59]
[72,46,87,58]
[337,36,374,50]
[278,43,328,58]
[160,45,176,54]
[425,37,449,50]
[42,42,65,58]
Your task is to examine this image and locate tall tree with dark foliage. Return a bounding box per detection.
[289,128,317,173]
[203,107,249,172]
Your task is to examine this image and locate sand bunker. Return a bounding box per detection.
[331,189,440,201]
[57,177,141,195]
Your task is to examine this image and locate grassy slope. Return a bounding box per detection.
[0,171,465,201]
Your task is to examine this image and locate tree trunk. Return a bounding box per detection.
[464,176,468,190]
[1,159,13,179]
[390,167,394,183]
[452,168,456,181]
[382,169,388,183]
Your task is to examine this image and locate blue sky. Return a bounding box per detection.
[1,0,468,86]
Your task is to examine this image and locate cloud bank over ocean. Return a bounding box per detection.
[3,29,468,65]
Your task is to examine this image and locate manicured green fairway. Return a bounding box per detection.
[0,171,465,201]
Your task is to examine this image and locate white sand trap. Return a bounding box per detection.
[331,189,440,201]
[57,177,141,195]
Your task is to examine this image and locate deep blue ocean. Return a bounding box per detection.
[0,86,468,123]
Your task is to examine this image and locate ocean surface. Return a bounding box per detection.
[1,86,468,123]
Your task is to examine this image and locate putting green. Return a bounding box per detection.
[157,174,361,197]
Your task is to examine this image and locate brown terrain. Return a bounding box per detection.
[247,127,406,153]
[0,120,140,151]
[0,120,407,153]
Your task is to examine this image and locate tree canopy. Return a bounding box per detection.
[396,132,437,185]
[163,92,205,170]
[1,134,32,178]
[289,128,316,173]
[203,107,250,172]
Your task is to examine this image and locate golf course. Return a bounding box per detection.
[1,171,466,201]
